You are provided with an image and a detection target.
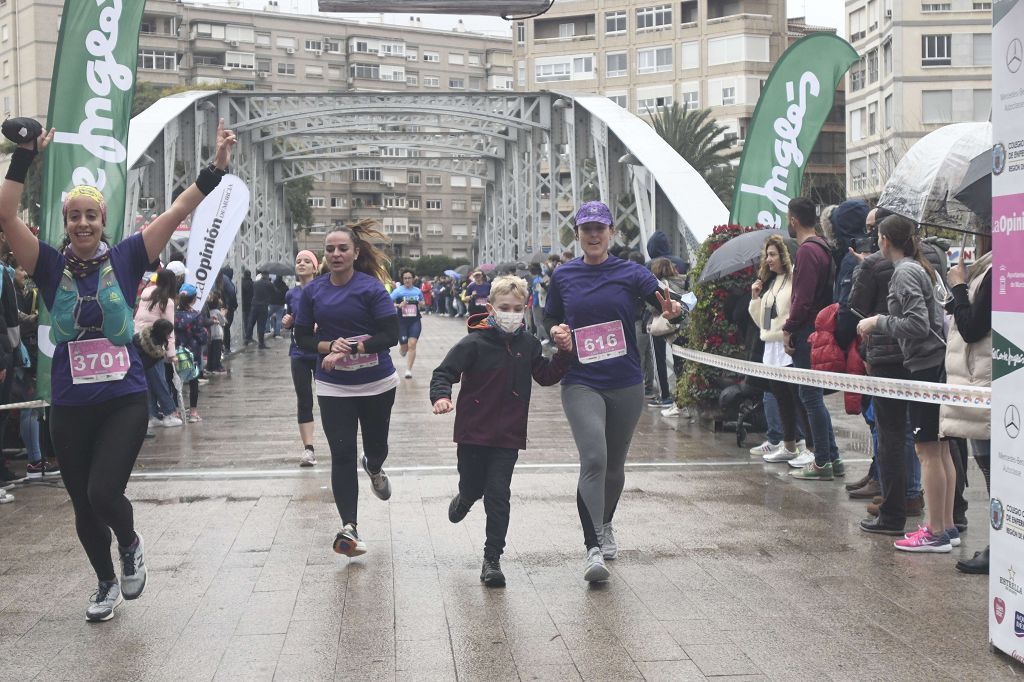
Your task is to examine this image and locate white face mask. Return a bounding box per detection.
[493,310,524,333]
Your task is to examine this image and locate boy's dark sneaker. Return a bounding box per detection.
[480,558,505,587]
[448,493,470,523]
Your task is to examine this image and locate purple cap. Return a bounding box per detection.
[575,201,613,227]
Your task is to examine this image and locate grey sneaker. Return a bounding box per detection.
[86,580,122,622]
[583,547,610,583]
[600,522,617,560]
[362,456,392,501]
[832,458,846,478]
[333,523,367,557]
[119,533,147,600]
[299,448,317,467]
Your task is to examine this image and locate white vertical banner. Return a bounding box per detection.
[185,174,250,312]
[990,0,1024,658]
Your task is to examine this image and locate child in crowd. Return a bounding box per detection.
[206,292,228,374]
[175,284,209,423]
[430,275,573,587]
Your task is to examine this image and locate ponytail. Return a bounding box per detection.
[326,219,392,286]
[878,215,937,284]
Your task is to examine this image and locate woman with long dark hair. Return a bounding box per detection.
[135,269,181,428]
[293,220,399,557]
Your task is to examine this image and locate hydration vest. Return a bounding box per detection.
[49,265,134,346]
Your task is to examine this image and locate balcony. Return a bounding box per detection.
[706,13,774,29]
[533,14,596,44]
[534,33,596,45]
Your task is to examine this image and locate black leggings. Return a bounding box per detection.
[51,392,148,582]
[770,379,813,449]
[291,356,317,423]
[318,388,396,526]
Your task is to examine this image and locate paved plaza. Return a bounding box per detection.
[0,315,1017,681]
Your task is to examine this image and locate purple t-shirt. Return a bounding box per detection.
[466,281,491,306]
[294,271,397,385]
[544,255,659,390]
[285,285,316,361]
[34,233,149,406]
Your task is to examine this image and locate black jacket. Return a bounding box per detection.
[251,277,275,307]
[241,275,253,311]
[847,244,947,367]
[430,324,571,450]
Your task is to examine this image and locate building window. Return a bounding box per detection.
[721,86,735,105]
[408,197,421,210]
[426,223,444,236]
[277,62,295,75]
[637,46,672,74]
[330,196,346,209]
[138,50,178,71]
[255,32,271,47]
[849,59,865,91]
[351,64,379,80]
[681,84,699,109]
[868,101,877,135]
[636,5,672,31]
[451,224,468,236]
[558,23,575,39]
[974,33,992,66]
[423,75,440,87]
[708,35,770,65]
[355,168,382,182]
[469,76,483,90]
[573,56,593,76]
[1,25,8,42]
[452,200,467,211]
[883,39,892,75]
[449,52,465,65]
[405,73,418,86]
[425,200,442,210]
[423,51,440,63]
[425,175,442,186]
[305,39,323,52]
[973,1,992,8]
[850,107,864,141]
[605,10,627,35]
[681,41,699,70]
[922,34,952,67]
[306,66,323,78]
[276,36,296,50]
[516,22,525,45]
[921,3,952,11]
[469,53,482,66]
[974,89,991,120]
[607,94,627,108]
[922,90,952,123]
[449,77,465,89]
[2,60,8,78]
[606,52,627,78]
[535,61,572,82]
[408,172,421,185]
[850,157,867,182]
[884,94,893,129]
[407,49,418,62]
[471,200,482,212]
[866,48,878,83]
[849,8,866,41]
[384,196,406,209]
[308,197,325,208]
[225,52,255,69]
[637,95,672,111]
[380,41,404,57]
[517,60,526,85]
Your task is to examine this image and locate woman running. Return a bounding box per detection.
[390,268,424,379]
[466,270,491,318]
[281,249,320,467]
[293,220,399,557]
[857,215,955,553]
[544,201,681,582]
[0,118,235,621]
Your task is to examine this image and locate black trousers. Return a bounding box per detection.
[291,356,316,424]
[457,443,519,560]
[871,363,911,525]
[769,379,813,448]
[51,391,148,581]
[247,305,268,347]
[318,388,396,526]
[224,309,235,352]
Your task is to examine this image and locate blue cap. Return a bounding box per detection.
[179,283,198,297]
[575,201,613,227]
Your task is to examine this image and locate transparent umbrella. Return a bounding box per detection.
[878,122,991,234]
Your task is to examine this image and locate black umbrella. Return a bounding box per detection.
[953,148,992,227]
[696,229,786,286]
[257,261,293,278]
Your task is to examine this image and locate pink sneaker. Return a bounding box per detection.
[894,527,951,553]
[902,525,930,540]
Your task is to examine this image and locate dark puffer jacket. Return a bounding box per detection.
[646,230,688,274]
[847,243,947,367]
[829,200,869,304]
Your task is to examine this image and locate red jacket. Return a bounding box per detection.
[809,303,865,415]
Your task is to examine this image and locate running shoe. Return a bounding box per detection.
[790,462,834,480]
[894,527,951,553]
[749,440,782,456]
[43,460,59,476]
[832,458,846,478]
[119,533,147,600]
[480,558,505,587]
[300,448,317,467]
[160,415,184,427]
[583,547,610,583]
[945,527,962,547]
[404,369,413,379]
[26,461,44,479]
[148,417,161,428]
[400,347,408,357]
[448,493,470,523]
[763,447,798,463]
[186,412,202,424]
[660,405,680,417]
[362,455,392,500]
[647,398,673,408]
[600,522,617,560]
[333,523,367,557]
[0,489,13,504]
[86,580,122,622]
[788,451,815,468]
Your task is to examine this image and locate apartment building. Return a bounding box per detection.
[844,0,992,201]
[512,0,846,208]
[0,0,515,260]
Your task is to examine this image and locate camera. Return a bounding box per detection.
[855,236,877,254]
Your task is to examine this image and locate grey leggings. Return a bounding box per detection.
[561,382,645,550]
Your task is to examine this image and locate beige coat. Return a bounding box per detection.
[748,274,792,344]
[939,252,992,440]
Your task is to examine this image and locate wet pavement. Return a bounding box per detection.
[0,314,1015,681]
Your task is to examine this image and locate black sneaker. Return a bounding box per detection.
[480,558,505,587]
[859,517,906,536]
[954,515,968,534]
[448,493,470,523]
[0,465,19,482]
[26,461,45,479]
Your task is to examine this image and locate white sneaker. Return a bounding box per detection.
[788,450,815,468]
[660,405,680,417]
[0,489,13,504]
[148,417,161,428]
[160,415,184,428]
[796,439,807,451]
[404,369,413,379]
[749,440,781,456]
[299,448,317,467]
[583,547,610,582]
[763,447,798,463]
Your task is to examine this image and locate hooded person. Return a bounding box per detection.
[645,230,688,274]
[829,200,870,307]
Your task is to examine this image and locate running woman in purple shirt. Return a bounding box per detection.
[281,249,321,468]
[293,220,400,558]
[0,118,236,622]
[544,201,681,583]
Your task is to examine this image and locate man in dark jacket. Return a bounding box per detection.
[830,199,870,309]
[849,232,946,534]
[241,269,254,345]
[0,264,19,481]
[219,267,238,353]
[248,271,273,349]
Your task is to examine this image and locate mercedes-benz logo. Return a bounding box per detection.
[1007,404,1021,439]
[1008,39,1023,74]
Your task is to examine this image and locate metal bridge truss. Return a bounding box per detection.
[127,91,725,273]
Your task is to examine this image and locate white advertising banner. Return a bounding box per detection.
[990,0,1024,659]
[184,174,249,311]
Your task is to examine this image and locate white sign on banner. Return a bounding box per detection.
[184,174,249,311]
[990,0,1024,659]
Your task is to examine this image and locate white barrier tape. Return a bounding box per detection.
[671,347,991,410]
[0,400,48,412]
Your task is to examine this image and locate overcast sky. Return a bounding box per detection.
[185,0,846,38]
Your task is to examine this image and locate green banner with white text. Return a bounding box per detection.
[729,33,858,229]
[36,0,146,401]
